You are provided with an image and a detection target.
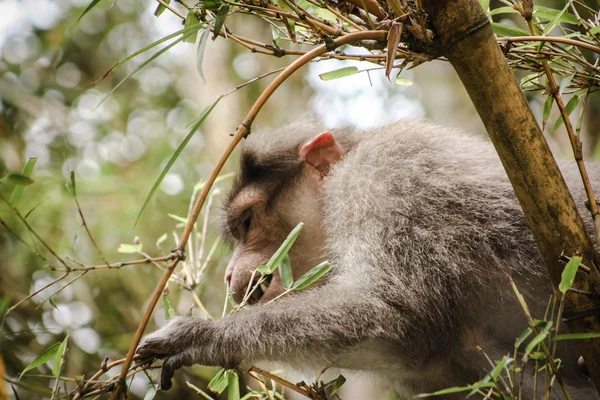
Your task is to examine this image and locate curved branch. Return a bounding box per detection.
[505,36,600,55]
[110,29,387,399]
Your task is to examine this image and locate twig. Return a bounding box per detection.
[249,366,311,398]
[505,36,600,55]
[156,0,186,19]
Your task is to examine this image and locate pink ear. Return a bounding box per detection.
[299,132,344,175]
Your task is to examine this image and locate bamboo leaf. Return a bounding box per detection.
[77,0,103,22]
[52,335,69,377]
[264,223,304,274]
[196,29,210,82]
[144,383,159,400]
[319,66,359,81]
[184,11,201,44]
[156,233,168,247]
[154,0,171,17]
[542,96,553,129]
[20,343,61,379]
[491,22,529,37]
[386,22,402,79]
[213,5,230,40]
[134,95,222,226]
[278,254,294,289]
[542,4,570,35]
[10,157,37,206]
[208,369,229,394]
[163,292,176,320]
[227,370,240,400]
[559,255,582,293]
[329,375,346,396]
[534,6,577,25]
[292,261,331,291]
[489,6,518,16]
[417,382,494,398]
[515,327,533,348]
[553,332,600,341]
[559,72,576,95]
[395,76,413,86]
[523,321,552,360]
[552,95,581,133]
[2,173,33,186]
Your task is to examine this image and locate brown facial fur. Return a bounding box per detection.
[224,165,327,304]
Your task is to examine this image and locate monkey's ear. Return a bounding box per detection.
[299,132,344,176]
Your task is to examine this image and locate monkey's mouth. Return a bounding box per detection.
[247,273,273,304]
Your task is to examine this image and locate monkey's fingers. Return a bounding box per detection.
[160,356,184,391]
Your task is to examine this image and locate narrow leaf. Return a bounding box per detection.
[590,25,600,36]
[524,321,552,359]
[19,343,61,379]
[68,170,77,197]
[491,22,529,37]
[264,223,304,274]
[134,95,222,226]
[156,233,168,247]
[144,383,159,400]
[118,244,138,254]
[552,95,581,133]
[417,383,494,398]
[515,327,533,348]
[154,0,171,17]
[212,5,230,40]
[534,6,577,25]
[278,254,294,289]
[319,67,359,81]
[52,335,69,377]
[329,375,346,396]
[395,76,412,86]
[559,72,576,95]
[542,3,569,35]
[488,6,518,16]
[10,157,37,206]
[184,11,201,44]
[385,22,402,79]
[208,369,229,394]
[292,261,331,291]
[542,96,553,129]
[163,293,176,320]
[0,296,10,315]
[196,29,210,83]
[479,0,490,12]
[553,333,600,341]
[77,0,103,22]
[3,173,33,186]
[559,256,582,293]
[227,370,240,400]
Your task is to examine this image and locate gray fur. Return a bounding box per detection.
[138,120,599,399]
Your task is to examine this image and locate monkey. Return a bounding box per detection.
[137,119,600,399]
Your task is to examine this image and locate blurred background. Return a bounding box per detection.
[0,0,598,398]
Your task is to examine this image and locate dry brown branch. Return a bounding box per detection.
[250,366,311,398]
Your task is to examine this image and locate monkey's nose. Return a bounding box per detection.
[225,271,233,285]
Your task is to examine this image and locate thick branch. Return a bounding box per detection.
[420,0,600,394]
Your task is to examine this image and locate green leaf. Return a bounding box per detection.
[0,296,10,315]
[559,255,582,293]
[479,0,490,12]
[515,327,533,348]
[208,369,229,394]
[278,254,294,289]
[184,11,201,44]
[20,343,61,379]
[134,95,223,226]
[227,370,240,400]
[202,0,222,10]
[3,173,33,186]
[542,96,553,129]
[144,383,159,400]
[553,332,600,341]
[196,29,210,82]
[154,0,170,17]
[292,261,331,291]
[491,22,529,37]
[67,170,77,197]
[395,76,413,86]
[488,6,519,16]
[490,356,512,380]
[590,25,600,36]
[542,4,570,35]
[163,292,176,320]
[552,95,581,134]
[264,223,304,274]
[96,24,205,83]
[77,0,103,22]
[9,157,37,206]
[255,265,271,275]
[319,66,359,81]
[52,335,69,377]
[167,213,188,224]
[520,73,539,89]
[329,375,346,396]
[534,6,577,25]
[156,233,168,247]
[213,5,230,40]
[97,27,203,109]
[524,321,552,359]
[559,72,576,95]
[118,244,139,254]
[416,382,494,397]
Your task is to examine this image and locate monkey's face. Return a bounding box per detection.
[224,166,327,304]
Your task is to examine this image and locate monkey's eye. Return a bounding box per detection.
[240,211,252,235]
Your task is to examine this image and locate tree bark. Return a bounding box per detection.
[420,0,600,394]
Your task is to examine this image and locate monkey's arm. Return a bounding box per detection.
[137,284,399,389]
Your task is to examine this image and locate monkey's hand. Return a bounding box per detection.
[137,317,238,390]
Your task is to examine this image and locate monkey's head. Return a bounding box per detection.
[221,129,345,304]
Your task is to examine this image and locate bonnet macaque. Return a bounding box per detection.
[138,120,598,399]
